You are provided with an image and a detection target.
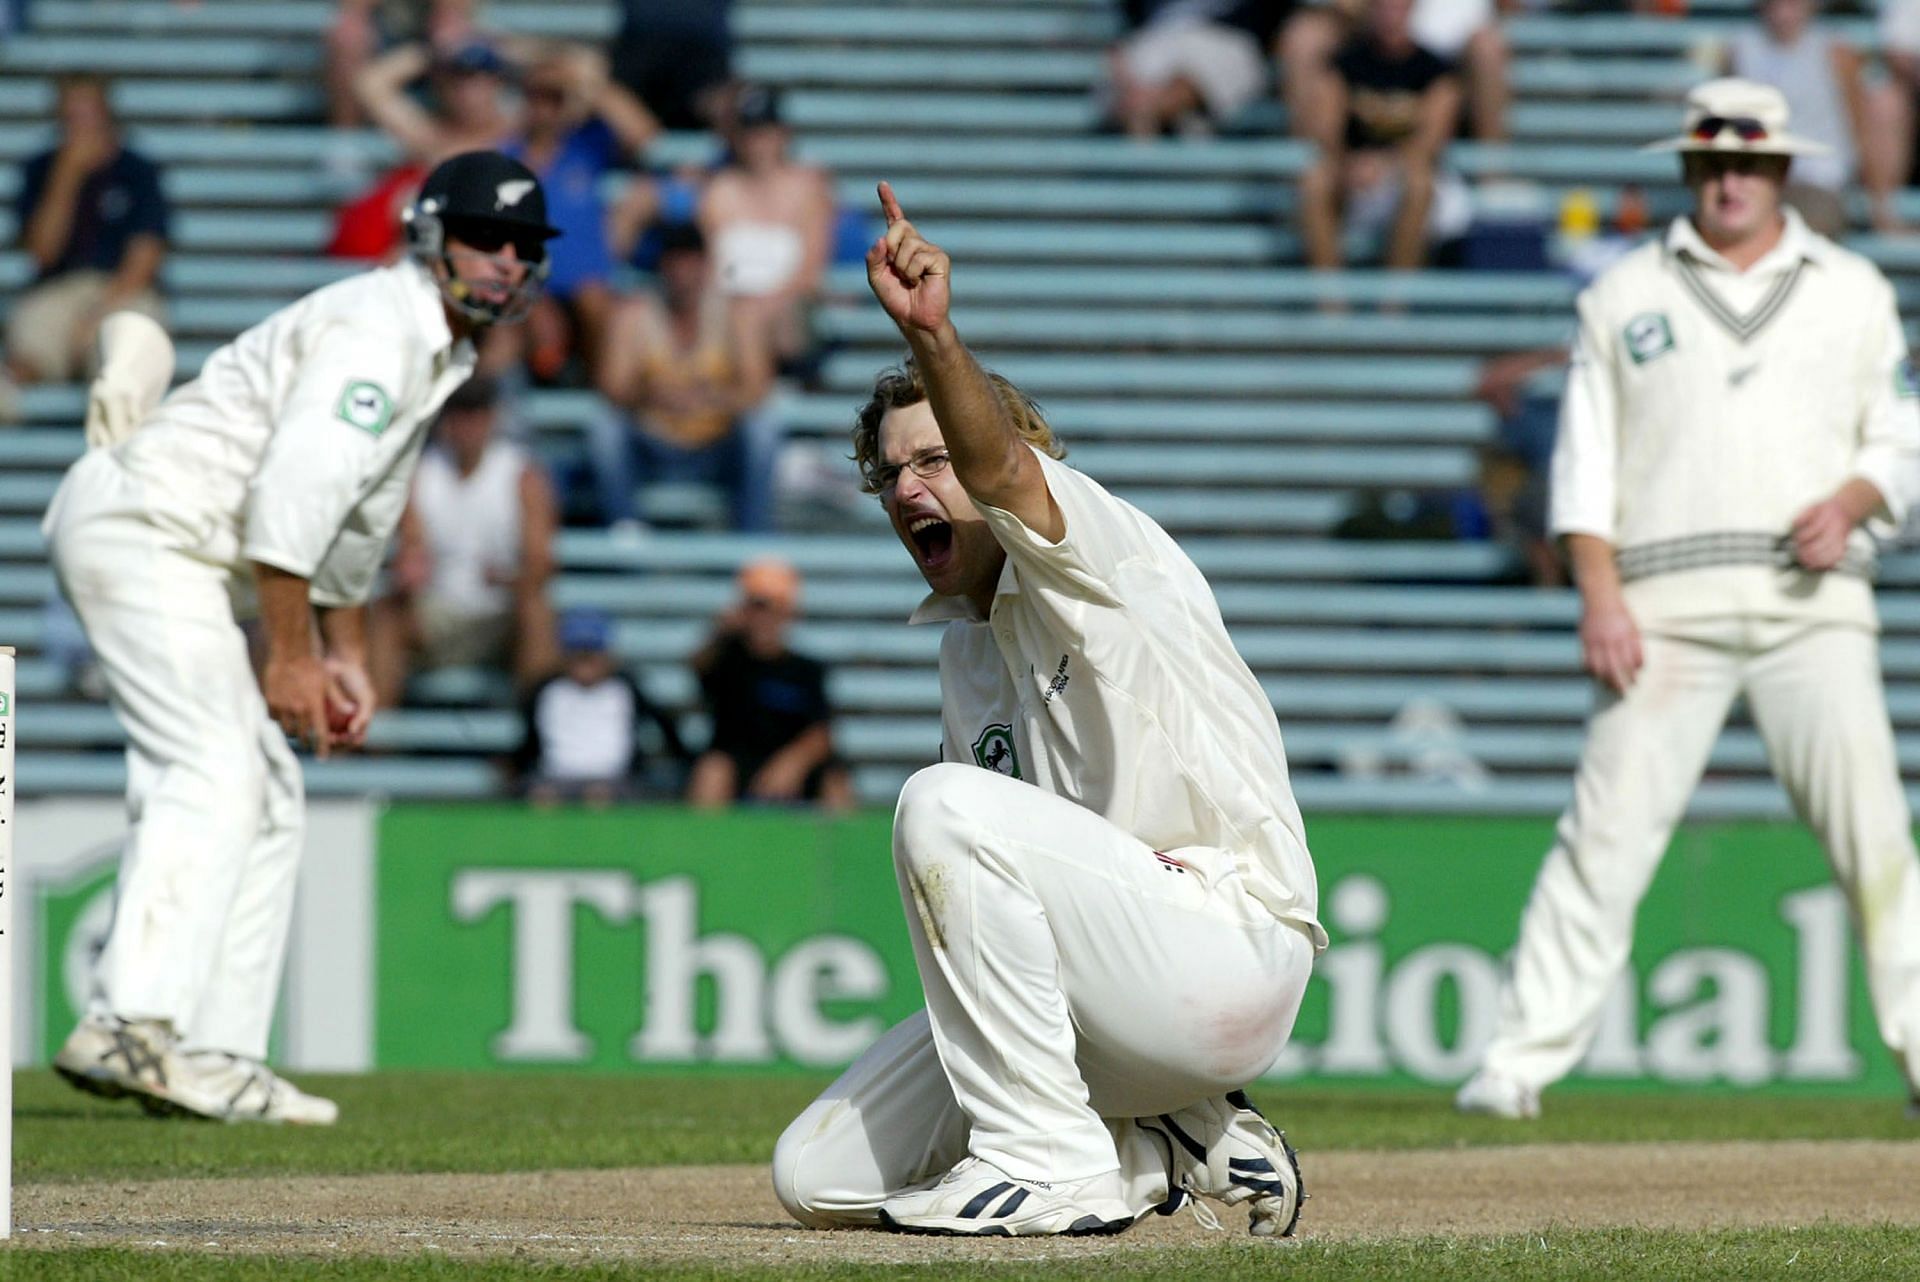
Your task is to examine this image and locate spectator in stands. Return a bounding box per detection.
[335,39,519,262]
[589,223,778,532]
[325,0,477,130]
[1281,0,1508,144]
[1297,0,1463,272]
[699,85,836,372]
[1867,0,1920,231]
[609,0,734,131]
[492,47,660,387]
[515,608,690,805]
[687,559,854,811]
[5,74,169,393]
[1725,0,1873,236]
[1104,1,1289,138]
[367,376,558,706]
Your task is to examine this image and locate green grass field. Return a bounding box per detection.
[6,1071,1920,1280]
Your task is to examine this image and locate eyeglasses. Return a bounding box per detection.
[1690,115,1769,143]
[869,448,951,495]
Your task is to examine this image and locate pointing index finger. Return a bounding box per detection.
[877,180,905,226]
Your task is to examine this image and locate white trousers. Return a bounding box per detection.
[45,450,304,1060]
[774,762,1315,1226]
[1482,618,1920,1091]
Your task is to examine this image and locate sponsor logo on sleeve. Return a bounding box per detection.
[1622,312,1675,366]
[335,380,395,436]
[971,724,1020,778]
[1897,359,1919,400]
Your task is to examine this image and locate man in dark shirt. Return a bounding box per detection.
[609,0,732,131]
[1297,0,1460,271]
[687,557,853,809]
[7,74,170,388]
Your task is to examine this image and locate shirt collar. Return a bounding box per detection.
[395,259,463,362]
[906,555,1020,626]
[1664,207,1825,276]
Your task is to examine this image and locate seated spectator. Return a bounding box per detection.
[326,0,476,130]
[367,376,558,706]
[1104,1,1289,139]
[335,38,518,261]
[5,74,169,392]
[698,85,836,372]
[687,559,854,811]
[1297,0,1462,271]
[1726,0,1871,236]
[515,608,690,806]
[609,0,734,131]
[589,223,778,532]
[1282,0,1507,144]
[494,46,660,386]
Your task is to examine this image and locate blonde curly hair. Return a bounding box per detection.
[850,359,1065,494]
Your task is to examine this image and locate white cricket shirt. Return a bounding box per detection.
[1550,211,1920,627]
[109,260,477,608]
[910,451,1327,951]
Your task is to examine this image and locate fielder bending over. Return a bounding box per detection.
[44,151,559,1123]
[1457,80,1920,1120]
[772,184,1326,1237]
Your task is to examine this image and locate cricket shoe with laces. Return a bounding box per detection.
[877,1156,1134,1237]
[171,1052,340,1125]
[1454,1069,1541,1120]
[1135,1091,1305,1238]
[52,1015,224,1118]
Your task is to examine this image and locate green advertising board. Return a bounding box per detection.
[373,806,1895,1094]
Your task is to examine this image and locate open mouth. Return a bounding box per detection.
[907,514,954,571]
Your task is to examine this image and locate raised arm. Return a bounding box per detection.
[866,181,1062,541]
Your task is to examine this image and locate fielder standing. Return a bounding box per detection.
[771,184,1324,1237]
[44,151,559,1123]
[1457,80,1920,1119]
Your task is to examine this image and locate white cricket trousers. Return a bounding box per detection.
[1481,618,1920,1091]
[43,449,304,1060]
[774,762,1315,1226]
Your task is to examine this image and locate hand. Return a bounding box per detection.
[55,132,114,178]
[866,181,951,336]
[747,753,808,802]
[263,653,333,758]
[324,656,377,749]
[1579,596,1643,695]
[1790,498,1854,572]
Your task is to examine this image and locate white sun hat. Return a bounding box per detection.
[1642,77,1831,156]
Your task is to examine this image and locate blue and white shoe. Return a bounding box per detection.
[878,1156,1134,1237]
[1137,1091,1305,1238]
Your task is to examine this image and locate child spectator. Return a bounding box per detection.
[516,608,689,805]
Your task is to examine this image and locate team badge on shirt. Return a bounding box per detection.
[335,380,395,436]
[1623,312,1675,366]
[972,723,1021,778]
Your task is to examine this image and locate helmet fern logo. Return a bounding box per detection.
[495,180,535,210]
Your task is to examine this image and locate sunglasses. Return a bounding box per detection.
[446,222,545,262]
[1690,115,1769,143]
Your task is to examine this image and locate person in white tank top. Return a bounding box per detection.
[1726,0,1873,235]
[367,374,559,706]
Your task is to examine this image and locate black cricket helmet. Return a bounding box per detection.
[403,150,562,325]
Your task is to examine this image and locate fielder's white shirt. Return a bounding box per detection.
[108,260,477,608]
[1550,211,1920,627]
[911,451,1327,951]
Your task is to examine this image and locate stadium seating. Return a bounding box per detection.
[6,0,1920,818]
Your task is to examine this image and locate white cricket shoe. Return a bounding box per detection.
[878,1156,1134,1237]
[173,1053,341,1125]
[1455,1069,1541,1120]
[1137,1091,1305,1238]
[53,1016,224,1118]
